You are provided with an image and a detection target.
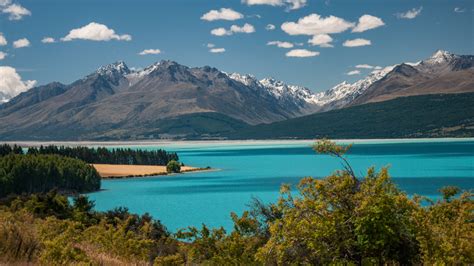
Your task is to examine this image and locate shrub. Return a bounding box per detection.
[166,160,181,173]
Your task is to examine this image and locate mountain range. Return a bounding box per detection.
[0,50,472,140]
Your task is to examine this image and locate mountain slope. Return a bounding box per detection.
[0,61,320,140]
[226,92,474,139]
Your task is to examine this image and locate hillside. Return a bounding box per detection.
[226,92,474,139]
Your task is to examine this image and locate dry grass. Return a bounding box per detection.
[92,164,198,178]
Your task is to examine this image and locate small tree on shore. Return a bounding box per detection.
[166,160,181,173]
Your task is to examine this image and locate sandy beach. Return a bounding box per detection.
[92,164,204,178]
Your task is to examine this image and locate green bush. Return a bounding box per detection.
[166,160,181,173]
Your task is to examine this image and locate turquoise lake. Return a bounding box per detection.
[86,139,474,232]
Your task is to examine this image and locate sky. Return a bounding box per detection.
[0,0,472,97]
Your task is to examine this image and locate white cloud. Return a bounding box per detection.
[396,7,423,19]
[0,66,37,100]
[242,0,307,10]
[347,70,361,75]
[210,48,226,53]
[41,37,56,43]
[266,24,276,30]
[13,38,30,48]
[0,0,11,6]
[207,43,215,48]
[267,40,294,48]
[201,8,243,21]
[355,64,374,69]
[281,13,354,36]
[0,51,6,60]
[1,3,30,20]
[286,49,319,57]
[454,7,465,13]
[352,14,385,33]
[138,49,161,55]
[0,33,6,46]
[374,66,382,70]
[211,23,255,36]
[308,34,333,47]
[61,22,132,42]
[343,38,371,47]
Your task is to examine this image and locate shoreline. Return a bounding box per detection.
[92,164,213,179]
[2,137,474,148]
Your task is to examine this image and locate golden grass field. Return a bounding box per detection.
[92,164,199,178]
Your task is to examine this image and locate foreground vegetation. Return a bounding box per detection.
[0,140,472,265]
[0,144,179,165]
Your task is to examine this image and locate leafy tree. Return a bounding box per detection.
[166,160,181,173]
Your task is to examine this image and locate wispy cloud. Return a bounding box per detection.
[396,7,423,19]
[210,48,225,53]
[454,7,465,13]
[355,64,374,69]
[266,24,276,30]
[138,49,161,55]
[267,41,294,48]
[242,0,307,11]
[347,70,361,75]
[41,37,56,43]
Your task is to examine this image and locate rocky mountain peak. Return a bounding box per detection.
[96,61,130,76]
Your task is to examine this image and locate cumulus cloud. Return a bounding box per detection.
[281,13,354,36]
[211,23,255,36]
[1,3,31,20]
[267,41,294,48]
[242,0,307,10]
[210,48,226,53]
[266,24,276,30]
[0,51,6,60]
[343,38,371,47]
[41,37,56,43]
[347,70,361,75]
[286,49,319,57]
[0,33,6,46]
[61,22,132,42]
[308,34,333,47]
[396,7,422,19]
[138,49,161,55]
[201,8,243,21]
[355,64,374,69]
[352,14,385,32]
[374,66,382,70]
[13,38,30,48]
[454,7,465,13]
[0,66,37,100]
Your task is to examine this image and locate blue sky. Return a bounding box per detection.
[0,0,472,93]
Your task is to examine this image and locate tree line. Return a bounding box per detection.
[0,144,179,165]
[0,154,101,198]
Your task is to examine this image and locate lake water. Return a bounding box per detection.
[86,139,474,232]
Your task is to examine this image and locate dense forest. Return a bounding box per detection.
[0,140,472,265]
[228,93,474,139]
[0,144,179,165]
[0,154,101,198]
